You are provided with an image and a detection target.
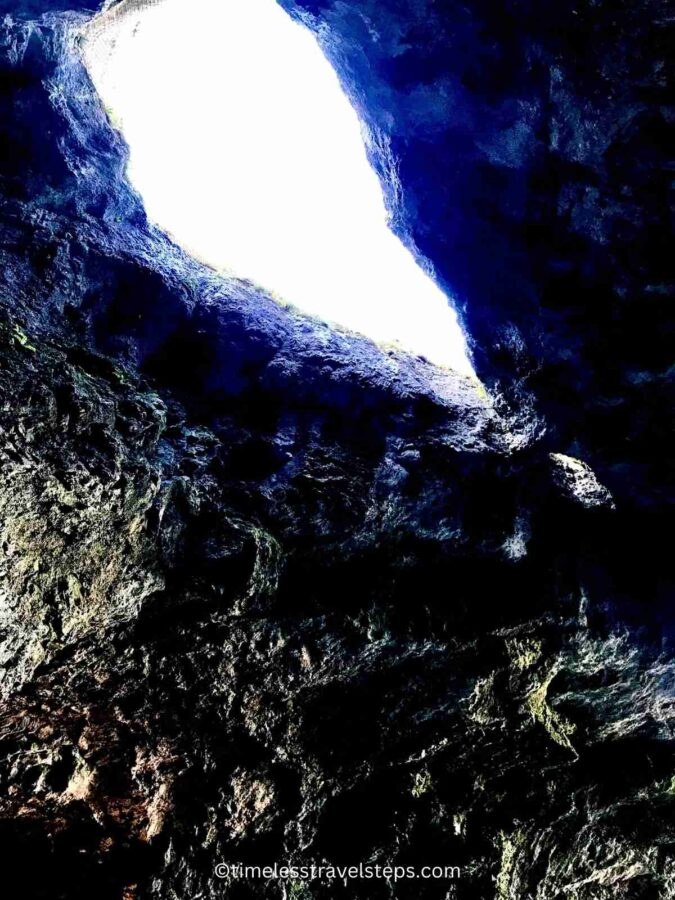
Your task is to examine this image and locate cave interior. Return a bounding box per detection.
[0,0,672,898]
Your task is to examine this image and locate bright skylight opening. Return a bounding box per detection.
[82,0,473,374]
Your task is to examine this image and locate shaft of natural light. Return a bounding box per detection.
[81,0,473,374]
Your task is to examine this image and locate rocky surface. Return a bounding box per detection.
[0,1,672,898]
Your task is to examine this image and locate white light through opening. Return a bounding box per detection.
[81,0,473,374]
